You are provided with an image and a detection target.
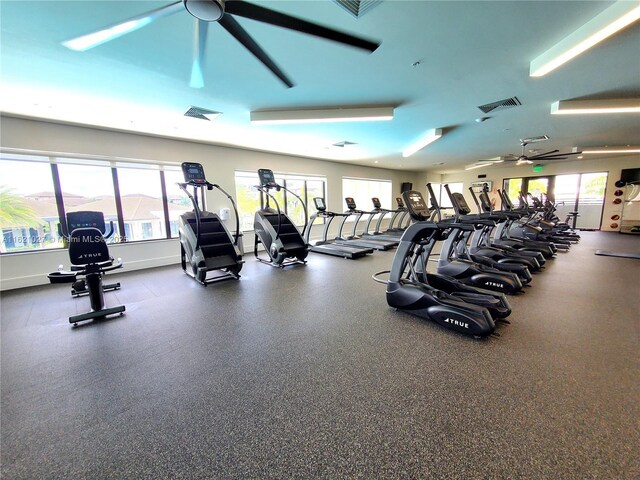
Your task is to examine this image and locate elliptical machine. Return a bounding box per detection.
[253,168,309,268]
[425,184,524,294]
[178,162,244,285]
[381,190,507,338]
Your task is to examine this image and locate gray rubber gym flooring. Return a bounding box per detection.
[1,231,639,479]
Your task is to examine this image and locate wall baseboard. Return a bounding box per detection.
[0,255,180,291]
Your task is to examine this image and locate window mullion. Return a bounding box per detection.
[159,170,171,239]
[50,162,67,237]
[111,167,126,241]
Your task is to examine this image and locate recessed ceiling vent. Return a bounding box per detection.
[332,141,358,147]
[184,106,221,121]
[477,96,521,114]
[332,0,382,18]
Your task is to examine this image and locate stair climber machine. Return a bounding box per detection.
[48,211,125,325]
[374,189,512,338]
[425,184,523,295]
[253,168,310,268]
[467,187,547,267]
[178,162,244,285]
[302,197,374,259]
[443,184,535,284]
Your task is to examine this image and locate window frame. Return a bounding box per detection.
[0,150,186,254]
[234,170,327,231]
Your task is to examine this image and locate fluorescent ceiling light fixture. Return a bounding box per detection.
[250,106,394,124]
[62,2,183,51]
[580,146,640,154]
[551,99,640,114]
[402,128,442,158]
[465,159,504,171]
[530,1,640,77]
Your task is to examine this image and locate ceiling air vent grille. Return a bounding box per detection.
[477,96,521,114]
[332,0,382,18]
[184,106,220,121]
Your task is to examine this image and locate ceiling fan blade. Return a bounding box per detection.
[219,15,294,88]
[535,151,583,159]
[62,1,183,51]
[528,149,559,159]
[190,20,209,88]
[225,0,380,52]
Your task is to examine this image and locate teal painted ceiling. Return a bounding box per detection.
[1,1,639,171]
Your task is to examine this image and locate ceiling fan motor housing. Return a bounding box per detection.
[184,0,225,22]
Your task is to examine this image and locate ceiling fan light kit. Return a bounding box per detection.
[184,0,225,22]
[250,106,394,125]
[402,128,443,158]
[529,0,640,77]
[551,98,640,114]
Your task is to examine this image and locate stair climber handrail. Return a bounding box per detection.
[211,182,242,247]
[177,182,202,251]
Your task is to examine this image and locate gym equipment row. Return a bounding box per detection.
[376,182,580,339]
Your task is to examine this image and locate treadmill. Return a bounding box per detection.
[361,197,405,241]
[334,197,398,251]
[302,198,374,259]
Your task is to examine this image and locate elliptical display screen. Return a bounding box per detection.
[182,162,207,184]
[396,197,404,208]
[372,197,381,208]
[258,169,277,188]
[402,190,429,221]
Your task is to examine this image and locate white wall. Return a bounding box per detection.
[419,155,640,230]
[0,116,422,290]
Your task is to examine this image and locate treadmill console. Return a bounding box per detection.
[396,197,405,208]
[258,169,278,189]
[402,190,430,221]
[314,197,327,211]
[372,197,382,209]
[345,197,357,210]
[182,162,207,185]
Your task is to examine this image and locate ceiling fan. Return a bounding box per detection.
[62,0,380,89]
[502,135,583,165]
[466,135,582,170]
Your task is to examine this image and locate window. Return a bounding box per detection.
[502,178,524,207]
[163,168,192,239]
[0,154,61,253]
[57,160,120,239]
[117,165,166,241]
[342,177,392,212]
[0,151,190,253]
[234,171,326,231]
[429,182,463,209]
